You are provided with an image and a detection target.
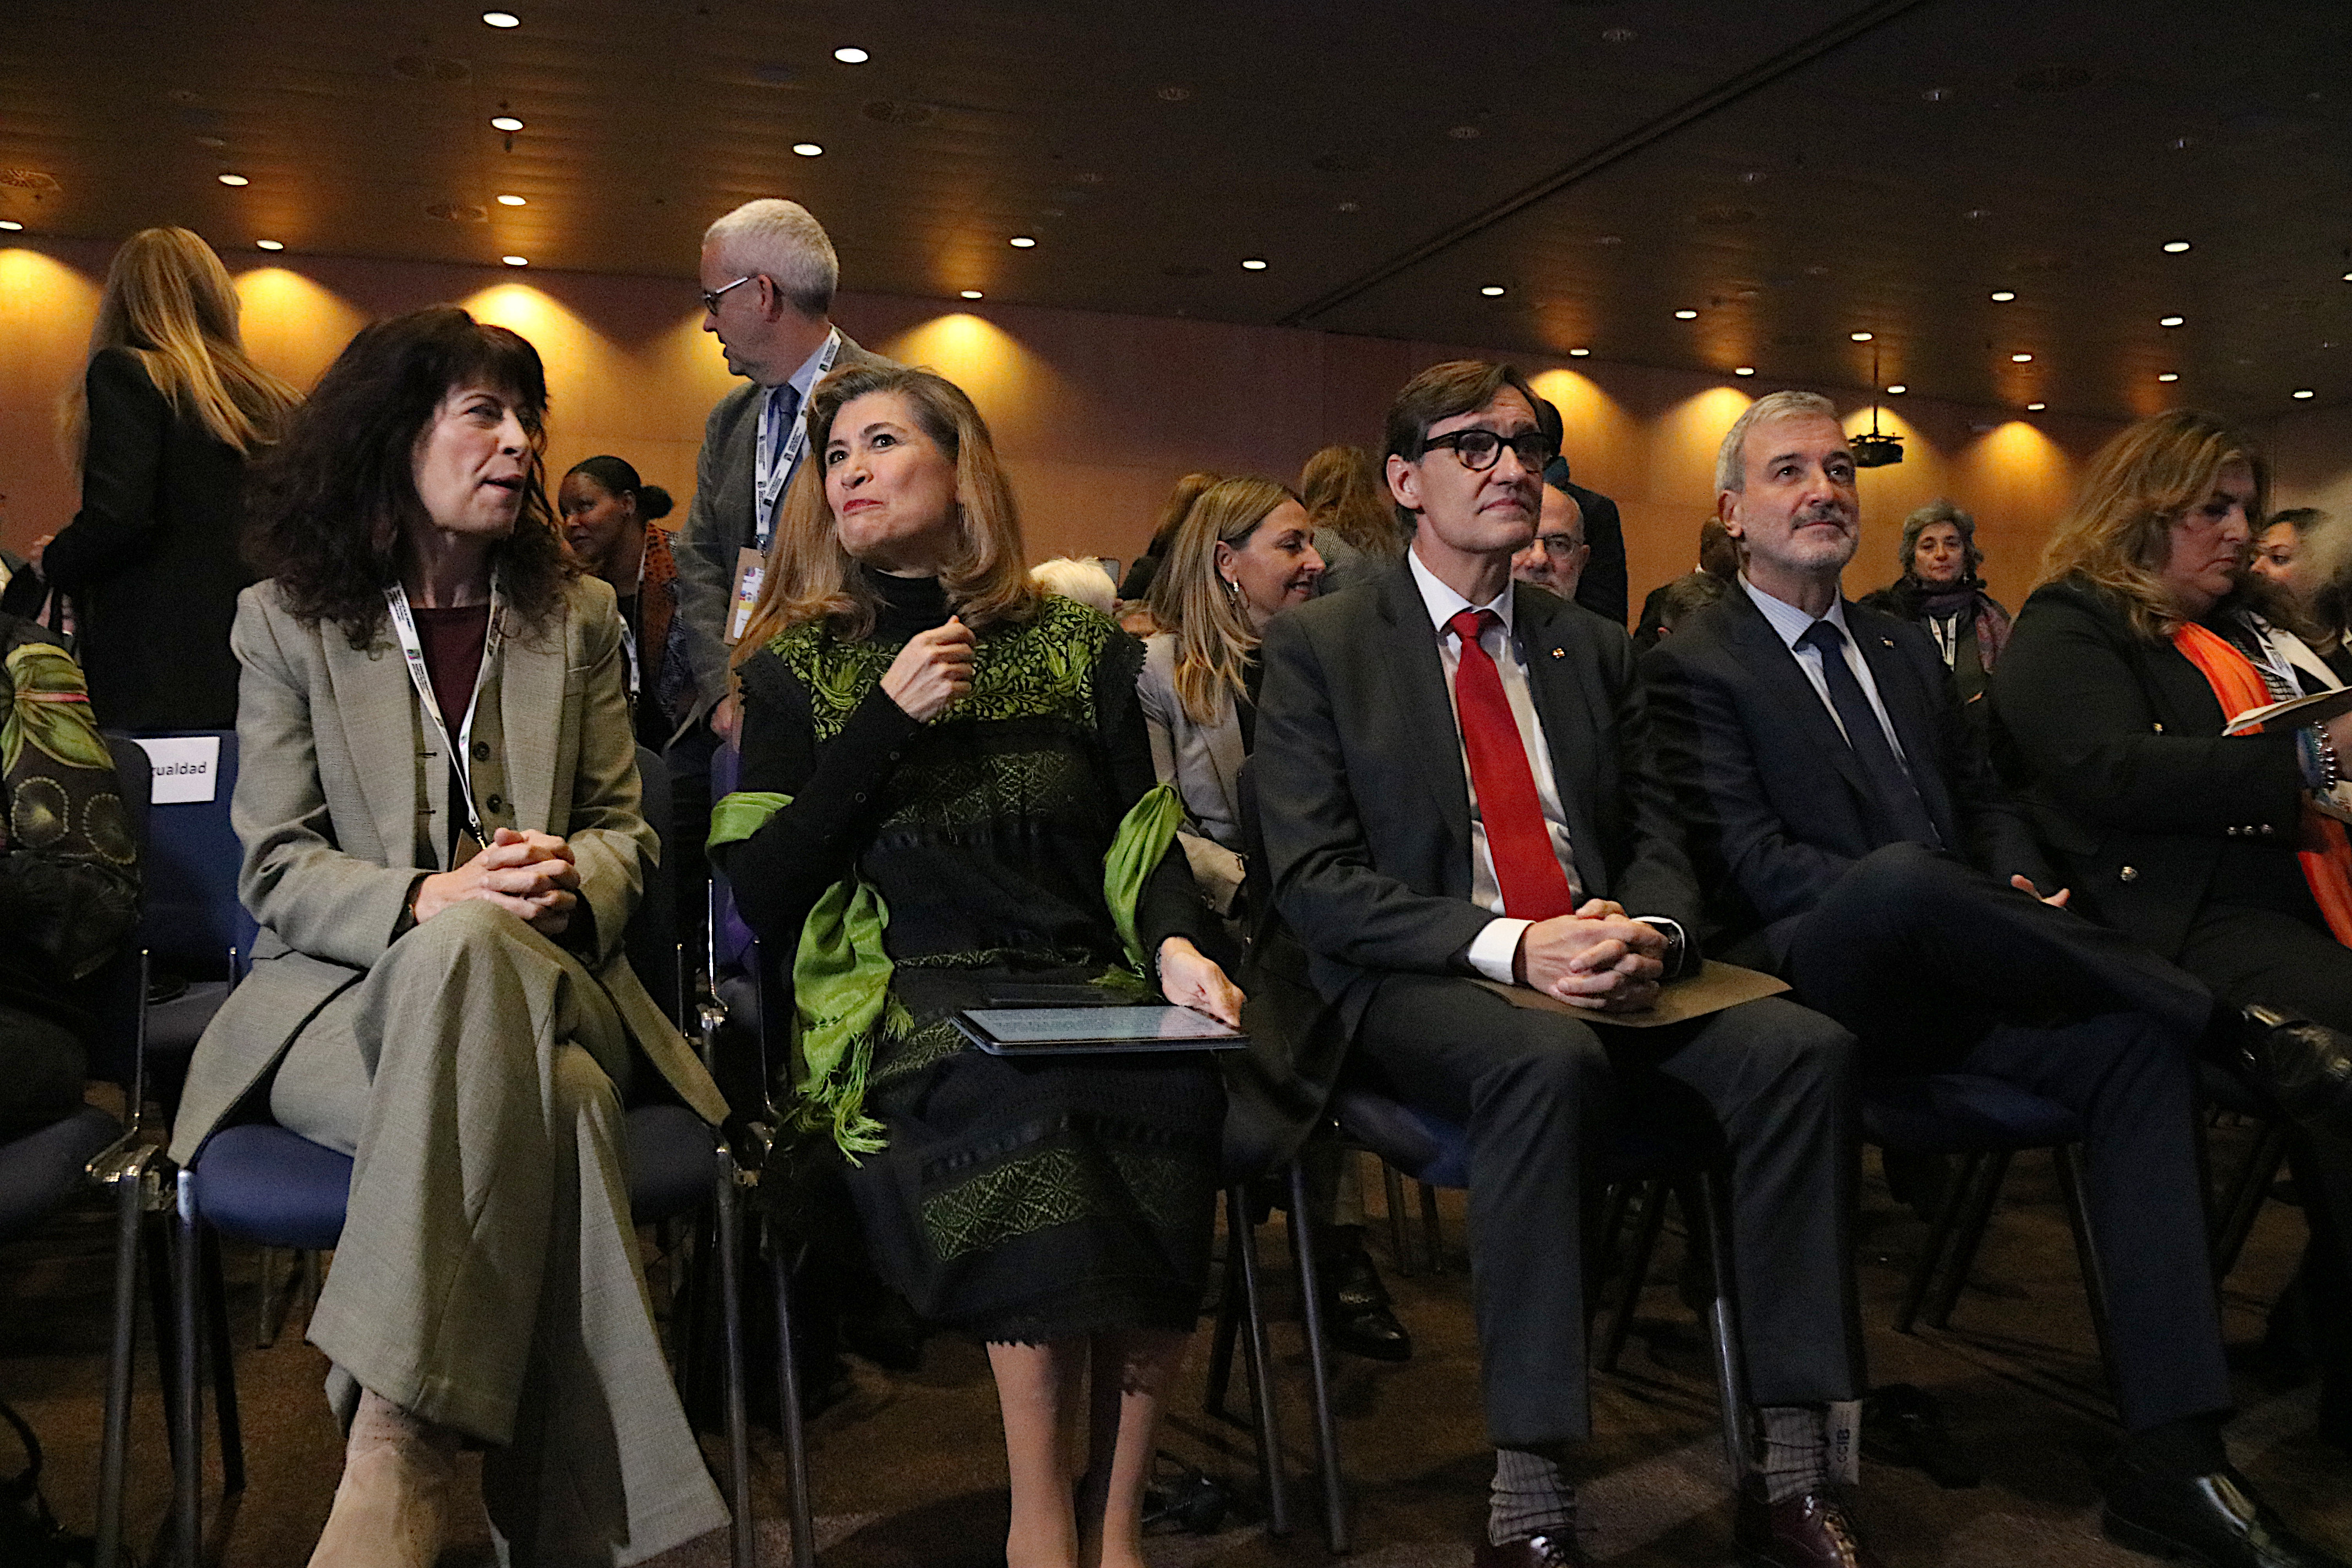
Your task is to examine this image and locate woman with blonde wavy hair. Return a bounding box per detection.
[42,226,301,728]
[715,362,1244,1568]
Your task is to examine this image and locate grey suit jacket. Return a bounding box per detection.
[1137,633,1247,913]
[169,575,728,1162]
[672,331,892,723]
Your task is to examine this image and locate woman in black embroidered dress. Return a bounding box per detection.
[712,363,1242,1568]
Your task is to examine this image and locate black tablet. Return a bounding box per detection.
[954,1005,1248,1057]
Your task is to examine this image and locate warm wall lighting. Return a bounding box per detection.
[959,289,983,299]
[255,239,284,251]
[2158,372,2179,382]
[1568,347,1591,357]
[491,115,525,132]
[2294,389,2317,399]
[1849,331,1874,341]
[834,46,869,63]
[792,143,823,157]
[502,254,529,266]
[217,173,249,187]
[1242,258,1269,271]
[1886,384,1907,394]
[2012,352,2034,362]
[1734,366,1755,376]
[1990,290,2016,302]
[2160,315,2185,327]
[2026,401,2046,411]
[2163,240,2191,253]
[1674,308,1698,319]
[497,193,526,206]
[482,10,520,25]
[1009,235,1036,248]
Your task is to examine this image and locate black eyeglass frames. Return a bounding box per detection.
[1420,428,1559,472]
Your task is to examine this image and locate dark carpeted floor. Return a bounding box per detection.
[4,1129,2345,1567]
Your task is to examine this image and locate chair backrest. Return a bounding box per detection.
[80,735,157,1091]
[707,741,758,976]
[627,744,683,1028]
[121,729,256,977]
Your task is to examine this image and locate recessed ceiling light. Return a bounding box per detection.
[481,10,520,25]
[2294,389,2317,399]
[1849,331,1874,341]
[1008,235,1036,248]
[502,254,528,266]
[1479,284,1505,296]
[2160,315,2185,327]
[959,289,983,299]
[2158,372,2180,382]
[217,172,249,187]
[1886,384,1907,394]
[1675,308,1699,319]
[792,143,823,157]
[496,193,526,206]
[255,238,284,251]
[2012,352,2034,362]
[491,115,524,132]
[1733,366,1755,376]
[1242,258,1269,271]
[833,46,869,63]
[1990,290,2016,302]
[2026,401,2046,411]
[1568,347,1591,357]
[2163,240,2191,253]
[0,220,22,232]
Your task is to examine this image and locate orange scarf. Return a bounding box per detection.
[2172,620,2352,944]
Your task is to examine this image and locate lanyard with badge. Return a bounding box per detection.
[385,574,505,859]
[729,329,841,645]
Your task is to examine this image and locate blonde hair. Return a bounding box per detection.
[2038,409,2271,639]
[1146,475,1294,726]
[62,227,301,465]
[1298,444,1400,559]
[733,363,1039,658]
[1030,556,1117,616]
[1715,390,1838,495]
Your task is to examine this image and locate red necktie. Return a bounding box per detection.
[1447,608,1577,921]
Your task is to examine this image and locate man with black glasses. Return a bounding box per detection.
[1255,360,1869,1567]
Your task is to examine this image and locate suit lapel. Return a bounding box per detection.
[501,600,564,835]
[322,629,426,869]
[1515,589,1607,892]
[1374,565,1474,872]
[1723,590,1875,805]
[1847,603,1959,841]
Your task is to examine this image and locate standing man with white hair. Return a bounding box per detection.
[676,198,894,740]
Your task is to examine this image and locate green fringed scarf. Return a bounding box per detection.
[710,780,1185,1157]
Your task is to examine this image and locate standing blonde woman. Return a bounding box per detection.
[43,226,300,728]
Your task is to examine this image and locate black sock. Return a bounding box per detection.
[2121,1414,2230,1479]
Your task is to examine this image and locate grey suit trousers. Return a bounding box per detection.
[270,902,727,1566]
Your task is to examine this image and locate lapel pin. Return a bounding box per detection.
[1881,637,1894,647]
[1550,646,1565,659]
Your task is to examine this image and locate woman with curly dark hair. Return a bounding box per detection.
[173,306,730,1567]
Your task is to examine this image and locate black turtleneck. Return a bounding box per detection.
[868,566,951,640]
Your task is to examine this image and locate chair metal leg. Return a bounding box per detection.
[95,1165,145,1568]
[1896,1149,1984,1334]
[1418,1180,1444,1274]
[199,1231,245,1498]
[1695,1168,1753,1486]
[1380,1161,1413,1278]
[172,1173,202,1568]
[712,1169,758,1568]
[1285,1163,1349,1554]
[1224,1185,1289,1538]
[767,1229,817,1568]
[1202,1223,1244,1425]
[2212,1123,2291,1280]
[1600,1180,1670,1371]
[2051,1141,2121,1400]
[1925,1149,2013,1332]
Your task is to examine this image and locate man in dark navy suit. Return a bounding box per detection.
[1257,362,1868,1567]
[1642,390,2344,1568]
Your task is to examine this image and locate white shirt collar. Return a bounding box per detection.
[1407,547,1515,641]
[1740,573,1851,653]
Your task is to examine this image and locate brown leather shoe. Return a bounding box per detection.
[1473,1532,1589,1566]
[1734,1490,1883,1568]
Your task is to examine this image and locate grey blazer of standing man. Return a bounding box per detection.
[169,574,728,1163]
[670,331,894,726]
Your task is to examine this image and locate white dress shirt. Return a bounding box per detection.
[1739,575,1913,767]
[760,328,843,500]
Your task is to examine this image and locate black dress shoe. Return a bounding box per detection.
[2100,1455,2350,1567]
[1473,1532,1588,1565]
[1317,1225,1413,1362]
[2240,1006,2352,1136]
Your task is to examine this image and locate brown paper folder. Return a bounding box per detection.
[1469,960,1789,1030]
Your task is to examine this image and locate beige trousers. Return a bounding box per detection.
[270,901,728,1566]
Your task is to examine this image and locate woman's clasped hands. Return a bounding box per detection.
[413,827,580,935]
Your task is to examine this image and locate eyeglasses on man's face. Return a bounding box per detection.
[701,275,755,314]
[1421,428,1558,472]
[1531,533,1586,558]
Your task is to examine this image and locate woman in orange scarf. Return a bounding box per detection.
[1995,409,2352,1463]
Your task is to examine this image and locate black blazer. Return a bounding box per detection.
[1641,585,2051,967]
[1989,577,2307,961]
[1565,481,1629,627]
[43,348,256,730]
[1255,558,1702,1039]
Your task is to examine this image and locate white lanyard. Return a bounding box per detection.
[1928,611,1961,668]
[618,547,645,703]
[754,328,841,549]
[384,575,505,851]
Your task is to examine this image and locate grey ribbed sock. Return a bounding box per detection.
[1489,1446,1577,1547]
[1758,1404,1830,1504]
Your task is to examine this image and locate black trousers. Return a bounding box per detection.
[2177,896,2352,1409]
[1354,976,1861,1449]
[1786,844,2231,1433]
